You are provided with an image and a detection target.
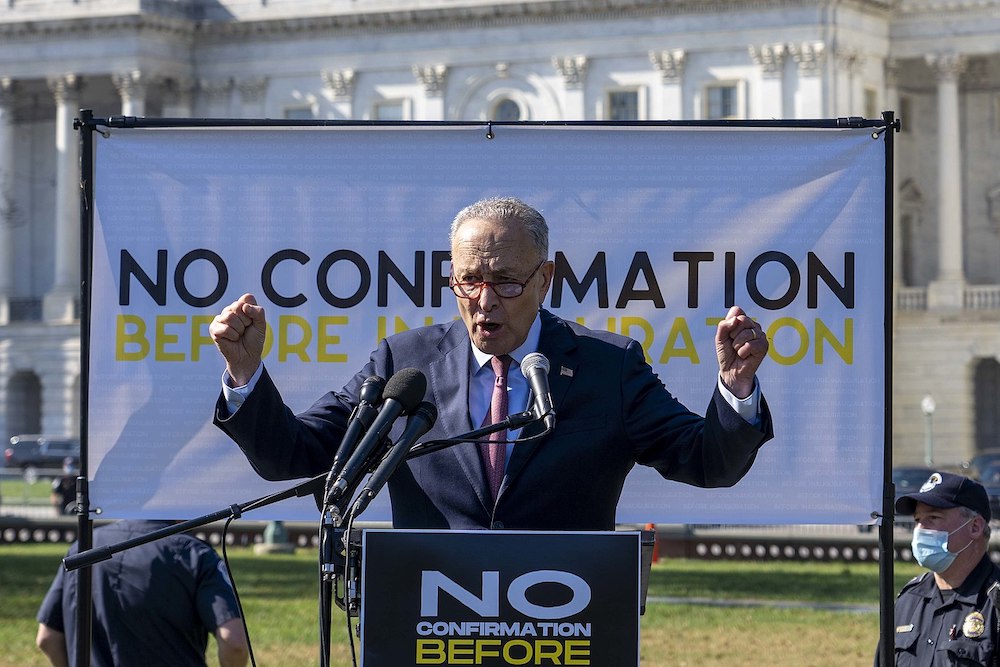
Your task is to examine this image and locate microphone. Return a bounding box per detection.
[322,374,386,499]
[350,401,437,518]
[326,368,426,504]
[521,352,556,431]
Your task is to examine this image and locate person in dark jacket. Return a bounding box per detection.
[211,196,773,530]
[36,520,249,667]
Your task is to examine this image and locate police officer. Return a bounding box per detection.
[877,471,1000,666]
[50,457,76,515]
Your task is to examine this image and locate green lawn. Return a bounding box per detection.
[0,542,918,666]
[0,477,52,505]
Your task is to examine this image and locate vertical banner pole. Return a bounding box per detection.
[878,109,898,667]
[74,108,96,667]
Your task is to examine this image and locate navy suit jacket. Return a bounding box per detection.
[215,309,772,530]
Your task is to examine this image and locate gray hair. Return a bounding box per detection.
[449,197,549,260]
[958,505,992,540]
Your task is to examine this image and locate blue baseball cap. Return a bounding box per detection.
[895,471,991,521]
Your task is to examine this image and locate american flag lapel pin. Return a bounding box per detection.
[560,366,574,378]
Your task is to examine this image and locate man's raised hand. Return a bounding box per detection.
[209,293,267,386]
[715,305,767,399]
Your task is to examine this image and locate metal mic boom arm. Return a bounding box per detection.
[404,409,544,460]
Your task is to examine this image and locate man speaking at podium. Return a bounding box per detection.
[211,197,773,530]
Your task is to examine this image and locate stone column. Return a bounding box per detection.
[649,49,685,119]
[0,369,9,439]
[884,59,903,290]
[322,69,356,119]
[749,44,787,118]
[199,78,234,117]
[925,52,967,308]
[789,42,826,117]
[237,77,268,117]
[163,76,195,117]
[413,65,448,119]
[552,56,587,120]
[40,366,79,437]
[112,70,147,116]
[44,74,82,323]
[833,48,864,116]
[0,77,16,324]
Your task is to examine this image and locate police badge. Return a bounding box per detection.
[962,611,986,639]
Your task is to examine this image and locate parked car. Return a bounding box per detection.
[969,458,1000,523]
[961,448,1000,481]
[954,450,1000,523]
[3,434,80,483]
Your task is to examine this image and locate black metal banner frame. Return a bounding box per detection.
[73,113,898,667]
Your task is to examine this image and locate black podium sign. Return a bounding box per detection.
[360,530,641,667]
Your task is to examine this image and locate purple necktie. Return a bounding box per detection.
[480,354,513,502]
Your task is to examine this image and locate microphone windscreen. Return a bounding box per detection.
[382,368,427,412]
[521,352,550,374]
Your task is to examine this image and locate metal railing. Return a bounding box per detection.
[895,285,1000,311]
[965,285,1000,310]
[895,286,927,311]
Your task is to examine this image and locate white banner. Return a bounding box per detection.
[89,124,886,524]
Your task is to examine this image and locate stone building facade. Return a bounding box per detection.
[0,0,997,467]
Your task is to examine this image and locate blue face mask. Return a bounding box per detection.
[911,518,973,573]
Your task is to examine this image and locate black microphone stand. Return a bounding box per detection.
[318,463,376,667]
[64,473,334,572]
[316,425,407,667]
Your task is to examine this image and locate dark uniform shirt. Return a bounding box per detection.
[879,554,1000,666]
[51,475,76,514]
[36,520,242,667]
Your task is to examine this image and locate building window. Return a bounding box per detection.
[607,90,640,121]
[705,82,743,120]
[7,371,42,439]
[901,212,918,286]
[864,87,879,119]
[899,179,925,286]
[374,100,406,120]
[284,106,315,120]
[492,98,522,121]
[987,185,1000,226]
[974,359,1000,456]
[899,96,912,133]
